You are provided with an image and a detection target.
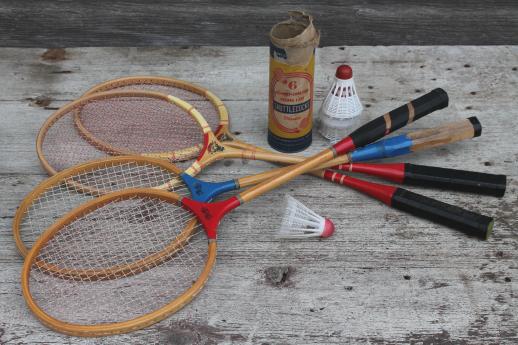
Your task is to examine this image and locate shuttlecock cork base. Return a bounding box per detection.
[318,65,363,143]
[277,195,335,239]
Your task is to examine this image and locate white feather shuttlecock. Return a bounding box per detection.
[277,195,335,239]
[318,65,363,143]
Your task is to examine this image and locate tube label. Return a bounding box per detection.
[268,55,315,140]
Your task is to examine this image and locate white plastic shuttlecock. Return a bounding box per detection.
[318,65,363,143]
[277,195,335,239]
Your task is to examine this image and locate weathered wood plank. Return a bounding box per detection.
[0,46,517,344]
[0,1,517,47]
[1,46,517,102]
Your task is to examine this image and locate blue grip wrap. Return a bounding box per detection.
[180,173,239,202]
[350,135,413,162]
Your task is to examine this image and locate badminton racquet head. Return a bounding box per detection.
[83,77,224,128]
[82,76,263,151]
[81,75,259,146]
[13,156,189,257]
[22,188,215,337]
[66,89,312,177]
[37,90,211,175]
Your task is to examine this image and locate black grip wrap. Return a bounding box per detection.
[349,88,449,148]
[348,117,388,148]
[391,189,494,239]
[411,88,449,121]
[404,164,507,197]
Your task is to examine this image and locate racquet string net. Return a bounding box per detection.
[29,196,207,325]
[75,96,205,155]
[100,82,221,133]
[41,107,108,172]
[20,160,188,251]
[41,94,211,173]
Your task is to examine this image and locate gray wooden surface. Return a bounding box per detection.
[1,1,518,47]
[0,46,517,344]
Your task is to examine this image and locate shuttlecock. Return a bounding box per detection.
[277,195,335,239]
[318,65,363,143]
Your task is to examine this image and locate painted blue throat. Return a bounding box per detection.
[180,173,239,202]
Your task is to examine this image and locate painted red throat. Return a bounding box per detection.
[182,197,241,239]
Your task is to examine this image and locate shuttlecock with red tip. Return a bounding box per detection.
[277,195,335,239]
[318,64,363,143]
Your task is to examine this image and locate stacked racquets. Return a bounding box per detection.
[13,77,507,336]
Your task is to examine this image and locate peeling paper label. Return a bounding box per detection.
[268,56,314,139]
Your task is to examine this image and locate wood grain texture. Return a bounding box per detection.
[0,1,518,47]
[0,46,517,344]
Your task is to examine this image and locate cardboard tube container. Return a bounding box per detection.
[268,11,320,152]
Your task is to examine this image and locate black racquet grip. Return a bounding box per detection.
[404,164,507,197]
[391,188,494,239]
[349,88,449,148]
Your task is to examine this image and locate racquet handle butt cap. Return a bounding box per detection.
[468,116,482,137]
[321,218,335,238]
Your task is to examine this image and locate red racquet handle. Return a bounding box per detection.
[334,163,507,197]
[322,170,494,239]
